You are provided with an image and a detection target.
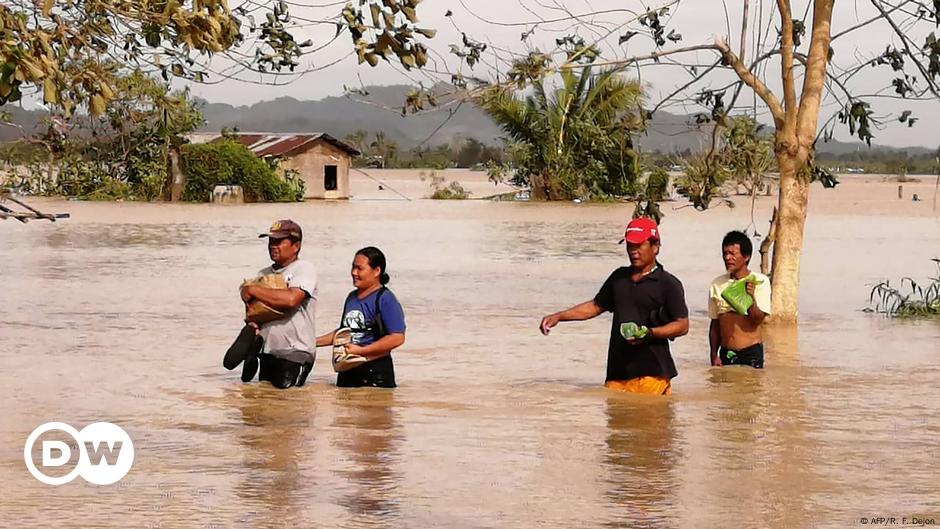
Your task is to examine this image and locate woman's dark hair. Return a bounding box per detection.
[356,246,390,285]
[722,230,753,259]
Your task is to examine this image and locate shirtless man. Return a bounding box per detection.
[708,231,771,369]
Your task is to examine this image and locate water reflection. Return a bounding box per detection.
[704,366,769,527]
[42,224,195,249]
[706,326,818,528]
[483,221,617,262]
[765,325,815,529]
[331,389,402,525]
[233,385,314,528]
[707,367,766,444]
[764,323,801,368]
[604,395,680,529]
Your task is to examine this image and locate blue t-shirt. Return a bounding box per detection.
[342,288,406,346]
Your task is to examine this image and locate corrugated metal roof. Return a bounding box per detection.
[209,133,360,157]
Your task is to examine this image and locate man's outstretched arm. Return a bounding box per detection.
[540,300,605,335]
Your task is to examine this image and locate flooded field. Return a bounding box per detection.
[1,179,938,528]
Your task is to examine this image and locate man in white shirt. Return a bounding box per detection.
[224,219,318,388]
[707,230,772,368]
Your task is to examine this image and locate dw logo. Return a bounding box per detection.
[24,422,135,485]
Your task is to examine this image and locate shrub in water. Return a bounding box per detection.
[181,140,304,202]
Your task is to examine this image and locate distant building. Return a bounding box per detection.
[200,132,360,199]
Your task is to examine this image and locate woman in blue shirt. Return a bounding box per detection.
[317,247,406,388]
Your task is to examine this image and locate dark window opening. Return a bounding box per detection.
[324,165,338,191]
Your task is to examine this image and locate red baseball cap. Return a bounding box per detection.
[619,217,660,244]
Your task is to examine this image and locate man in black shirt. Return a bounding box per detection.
[539,217,689,395]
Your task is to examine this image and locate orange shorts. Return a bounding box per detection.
[605,376,672,395]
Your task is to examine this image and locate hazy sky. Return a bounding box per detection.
[178,0,940,148]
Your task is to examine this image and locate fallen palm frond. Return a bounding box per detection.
[867,259,940,317]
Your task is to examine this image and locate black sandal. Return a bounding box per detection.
[224,324,259,370]
[241,336,263,382]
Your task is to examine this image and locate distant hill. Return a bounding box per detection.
[3,84,935,156]
[194,84,719,151]
[0,106,45,141]
[196,84,503,148]
[812,138,934,157]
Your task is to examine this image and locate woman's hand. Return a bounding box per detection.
[344,343,366,356]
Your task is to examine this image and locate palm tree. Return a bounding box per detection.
[343,130,368,152]
[368,131,398,168]
[479,65,643,200]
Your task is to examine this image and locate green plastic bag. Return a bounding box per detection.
[720,274,763,315]
[620,322,649,340]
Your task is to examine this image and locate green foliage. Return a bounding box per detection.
[125,142,170,201]
[53,153,116,198]
[675,150,730,210]
[85,178,134,201]
[867,259,940,317]
[1,70,203,201]
[0,141,49,193]
[343,130,369,154]
[430,182,471,199]
[674,115,779,208]
[632,167,669,222]
[421,171,471,199]
[181,140,303,202]
[815,148,939,175]
[348,132,504,170]
[487,160,508,185]
[455,137,503,168]
[449,33,488,69]
[364,131,398,168]
[479,62,644,200]
[839,101,876,146]
[724,117,774,195]
[341,0,434,70]
[1,1,431,117]
[397,145,453,170]
[638,7,676,47]
[645,167,670,201]
[0,1,239,116]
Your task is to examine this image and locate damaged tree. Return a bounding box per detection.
[447,1,940,321]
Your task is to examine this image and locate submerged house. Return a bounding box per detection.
[209,133,360,200]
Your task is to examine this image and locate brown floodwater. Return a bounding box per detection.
[1,197,938,528]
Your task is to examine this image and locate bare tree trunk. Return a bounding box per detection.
[529,173,553,200]
[759,206,778,275]
[762,0,832,322]
[166,146,184,202]
[769,153,809,322]
[933,170,939,213]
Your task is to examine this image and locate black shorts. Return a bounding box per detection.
[719,343,764,369]
[336,354,396,388]
[259,353,313,389]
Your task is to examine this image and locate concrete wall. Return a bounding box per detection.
[278,141,351,199]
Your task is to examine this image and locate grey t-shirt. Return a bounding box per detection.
[256,259,318,358]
